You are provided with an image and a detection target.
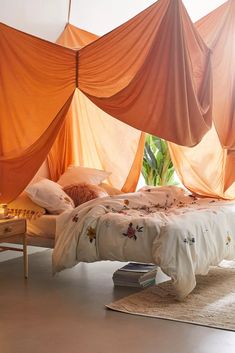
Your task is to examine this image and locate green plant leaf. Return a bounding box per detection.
[142,134,177,187]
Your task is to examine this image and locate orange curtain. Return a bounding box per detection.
[0,23,76,202]
[169,0,235,199]
[79,0,213,146]
[48,23,145,191]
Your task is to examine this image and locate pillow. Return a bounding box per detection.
[63,183,108,207]
[57,166,111,188]
[99,182,123,196]
[8,192,46,220]
[25,178,74,214]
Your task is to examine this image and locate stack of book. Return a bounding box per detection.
[112,262,158,288]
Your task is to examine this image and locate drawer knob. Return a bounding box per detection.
[4,226,12,233]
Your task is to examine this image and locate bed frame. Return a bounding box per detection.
[8,233,54,249]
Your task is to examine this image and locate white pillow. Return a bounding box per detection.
[57,166,111,188]
[25,178,74,214]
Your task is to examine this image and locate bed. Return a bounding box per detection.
[51,185,235,299]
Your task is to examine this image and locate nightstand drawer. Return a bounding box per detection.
[0,219,26,238]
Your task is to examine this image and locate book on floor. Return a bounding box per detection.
[112,262,158,288]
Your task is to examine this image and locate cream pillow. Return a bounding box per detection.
[57,166,111,188]
[25,178,74,214]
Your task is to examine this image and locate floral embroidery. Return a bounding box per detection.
[72,214,79,222]
[189,195,198,201]
[183,236,195,245]
[87,227,96,243]
[226,232,232,245]
[64,196,73,204]
[123,222,143,240]
[118,210,129,215]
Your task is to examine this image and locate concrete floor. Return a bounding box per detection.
[0,250,235,353]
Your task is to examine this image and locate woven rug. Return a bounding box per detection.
[107,264,235,331]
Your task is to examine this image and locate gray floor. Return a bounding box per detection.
[0,250,235,353]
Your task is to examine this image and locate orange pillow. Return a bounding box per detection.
[63,183,108,207]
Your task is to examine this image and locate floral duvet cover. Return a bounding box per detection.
[53,186,235,298]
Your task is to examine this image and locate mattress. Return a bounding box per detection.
[27,214,57,239]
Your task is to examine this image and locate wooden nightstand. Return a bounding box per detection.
[0,218,28,278]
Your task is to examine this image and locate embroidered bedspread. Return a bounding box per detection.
[52,186,235,298]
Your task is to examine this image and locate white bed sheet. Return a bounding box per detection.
[27,214,57,239]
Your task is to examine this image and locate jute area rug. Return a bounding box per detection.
[106,264,235,331]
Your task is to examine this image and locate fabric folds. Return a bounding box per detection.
[79,0,213,146]
[169,0,235,199]
[0,96,74,202]
[0,23,76,202]
[48,23,145,191]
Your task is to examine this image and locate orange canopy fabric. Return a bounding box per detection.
[0,23,76,202]
[0,0,215,202]
[79,0,213,146]
[48,24,145,192]
[169,0,235,199]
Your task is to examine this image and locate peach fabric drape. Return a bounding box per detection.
[0,23,76,202]
[169,0,235,199]
[48,24,145,191]
[79,0,213,146]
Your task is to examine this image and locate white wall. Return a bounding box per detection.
[0,0,226,40]
[70,0,226,36]
[183,0,225,22]
[70,0,156,36]
[0,0,69,41]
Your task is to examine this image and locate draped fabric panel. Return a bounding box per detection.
[1,96,74,203]
[169,126,235,199]
[48,24,145,191]
[196,0,235,149]
[169,0,235,199]
[0,23,76,202]
[79,0,213,146]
